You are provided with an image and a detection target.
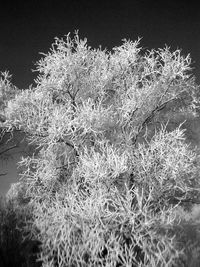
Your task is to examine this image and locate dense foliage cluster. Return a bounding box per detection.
[1,32,200,266]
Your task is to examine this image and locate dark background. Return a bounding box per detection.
[0,0,200,89]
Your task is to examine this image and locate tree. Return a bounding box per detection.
[3,32,200,266]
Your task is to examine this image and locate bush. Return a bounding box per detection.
[3,32,200,266]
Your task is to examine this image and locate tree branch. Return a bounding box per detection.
[57,137,79,158]
[0,114,6,123]
[0,173,7,177]
[132,97,175,145]
[0,144,18,156]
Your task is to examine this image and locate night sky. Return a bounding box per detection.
[1,0,200,89]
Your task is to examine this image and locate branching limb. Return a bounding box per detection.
[132,97,176,145]
[0,144,18,156]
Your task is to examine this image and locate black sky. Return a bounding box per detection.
[1,0,200,89]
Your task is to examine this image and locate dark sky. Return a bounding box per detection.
[0,0,200,89]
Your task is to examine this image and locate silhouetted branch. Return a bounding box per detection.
[0,173,7,177]
[0,114,6,123]
[132,97,175,145]
[0,144,18,156]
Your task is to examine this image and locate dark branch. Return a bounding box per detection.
[0,144,18,156]
[57,137,79,158]
[0,173,8,177]
[132,98,175,145]
[0,114,6,123]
